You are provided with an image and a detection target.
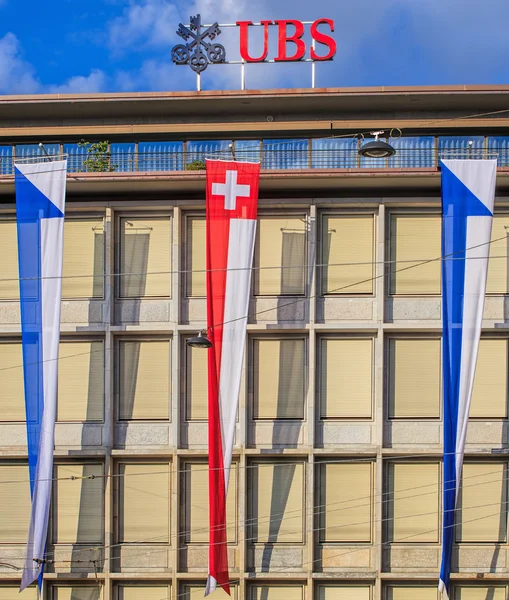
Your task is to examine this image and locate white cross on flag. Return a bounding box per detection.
[205,159,260,595]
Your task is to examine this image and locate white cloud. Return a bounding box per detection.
[108,0,181,50]
[47,69,109,94]
[0,33,40,94]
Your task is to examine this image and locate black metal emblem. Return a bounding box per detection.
[171,14,226,74]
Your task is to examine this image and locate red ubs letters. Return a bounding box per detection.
[236,19,336,62]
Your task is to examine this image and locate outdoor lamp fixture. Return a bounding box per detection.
[358,130,396,159]
[186,330,213,349]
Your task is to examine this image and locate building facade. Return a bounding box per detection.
[0,86,509,600]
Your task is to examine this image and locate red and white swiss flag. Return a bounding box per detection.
[205,159,260,595]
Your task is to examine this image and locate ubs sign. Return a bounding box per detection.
[171,15,336,74]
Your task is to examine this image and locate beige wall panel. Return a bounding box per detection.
[457,463,507,542]
[318,585,371,600]
[389,339,441,418]
[0,343,25,421]
[118,587,170,600]
[118,463,170,543]
[250,586,303,600]
[390,215,441,295]
[52,588,101,600]
[54,464,103,544]
[119,340,170,420]
[387,587,438,600]
[253,338,305,419]
[320,338,372,418]
[254,216,306,296]
[186,217,206,298]
[185,463,237,543]
[321,462,372,542]
[0,587,37,600]
[470,339,507,418]
[455,587,506,600]
[119,217,171,298]
[0,464,31,543]
[322,215,374,294]
[0,220,19,300]
[186,343,208,420]
[62,218,104,299]
[388,462,439,542]
[58,341,104,422]
[251,462,304,543]
[487,215,509,294]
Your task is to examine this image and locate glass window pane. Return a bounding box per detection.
[235,140,261,162]
[488,136,509,167]
[262,139,308,169]
[111,142,136,172]
[389,136,435,168]
[0,146,13,175]
[138,141,184,171]
[312,138,358,169]
[187,140,231,167]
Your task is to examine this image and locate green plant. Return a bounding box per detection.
[78,140,117,172]
[185,160,206,171]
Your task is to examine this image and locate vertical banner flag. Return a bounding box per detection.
[439,159,496,596]
[16,160,67,591]
[205,159,260,595]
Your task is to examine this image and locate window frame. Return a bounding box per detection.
[115,211,173,300]
[249,334,308,422]
[319,210,377,297]
[115,336,172,422]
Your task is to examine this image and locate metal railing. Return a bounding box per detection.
[1,143,508,176]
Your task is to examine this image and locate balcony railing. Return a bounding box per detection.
[1,136,509,175]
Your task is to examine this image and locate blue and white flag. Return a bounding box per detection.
[439,159,496,596]
[15,160,67,591]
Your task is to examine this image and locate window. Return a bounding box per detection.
[0,220,19,300]
[318,462,372,543]
[249,462,305,543]
[388,338,441,418]
[50,587,101,600]
[262,139,308,169]
[138,141,184,171]
[187,140,231,164]
[386,586,438,600]
[185,217,206,297]
[319,337,373,419]
[181,584,235,600]
[454,587,506,600]
[387,462,440,543]
[312,138,358,169]
[58,341,104,422]
[116,585,172,600]
[317,585,371,600]
[119,217,171,298]
[185,341,208,420]
[252,338,306,420]
[0,342,25,421]
[181,462,237,543]
[0,463,31,543]
[486,214,509,294]
[117,463,170,543]
[254,216,307,296]
[388,136,435,168]
[389,214,441,295]
[249,585,304,600]
[118,339,171,420]
[470,339,508,418]
[52,464,103,544]
[62,218,105,299]
[322,214,374,294]
[0,586,36,600]
[457,463,507,543]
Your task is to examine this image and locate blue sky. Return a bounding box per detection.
[0,0,508,94]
